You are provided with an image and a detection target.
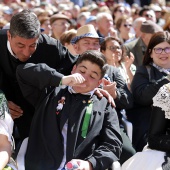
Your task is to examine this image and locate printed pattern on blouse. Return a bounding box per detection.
[0,92,9,120]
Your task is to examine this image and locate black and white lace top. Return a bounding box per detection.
[153,83,170,119]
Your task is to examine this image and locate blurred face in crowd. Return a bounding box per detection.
[141,32,153,46]
[73,37,100,54]
[114,6,125,22]
[102,40,122,65]
[78,15,88,27]
[133,18,146,38]
[119,18,132,35]
[97,15,114,35]
[7,31,38,62]
[41,19,52,36]
[150,41,170,69]
[142,10,156,23]
[51,19,70,38]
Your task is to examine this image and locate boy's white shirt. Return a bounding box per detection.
[58,86,95,169]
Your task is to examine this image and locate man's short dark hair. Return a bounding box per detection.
[76,50,108,78]
[139,6,152,16]
[9,9,41,39]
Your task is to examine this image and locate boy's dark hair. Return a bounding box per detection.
[76,50,108,78]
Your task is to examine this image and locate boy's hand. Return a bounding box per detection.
[67,159,93,170]
[61,73,86,87]
[124,52,135,69]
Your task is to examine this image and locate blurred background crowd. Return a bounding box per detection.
[0,0,170,45]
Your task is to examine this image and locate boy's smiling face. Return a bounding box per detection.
[71,60,102,93]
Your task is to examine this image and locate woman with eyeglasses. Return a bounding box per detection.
[115,15,135,44]
[122,33,170,170]
[101,36,136,91]
[100,36,137,165]
[126,31,170,154]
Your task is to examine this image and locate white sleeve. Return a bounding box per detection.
[0,111,13,143]
[0,92,13,144]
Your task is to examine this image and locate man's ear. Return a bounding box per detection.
[7,30,11,41]
[73,44,78,53]
[71,64,77,74]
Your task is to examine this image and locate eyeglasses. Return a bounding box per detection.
[107,46,121,52]
[124,24,132,28]
[153,47,170,54]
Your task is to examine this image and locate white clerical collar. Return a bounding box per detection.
[68,86,95,97]
[7,41,18,59]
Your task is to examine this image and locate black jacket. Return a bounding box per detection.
[0,29,133,138]
[0,29,77,138]
[127,64,169,151]
[16,63,123,170]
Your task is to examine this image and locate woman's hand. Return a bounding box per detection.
[102,78,117,99]
[124,52,135,69]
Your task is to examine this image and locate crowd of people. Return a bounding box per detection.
[1,0,170,169]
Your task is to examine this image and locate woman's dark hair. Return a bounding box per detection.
[115,15,129,32]
[143,31,170,65]
[100,36,122,51]
[60,29,77,45]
